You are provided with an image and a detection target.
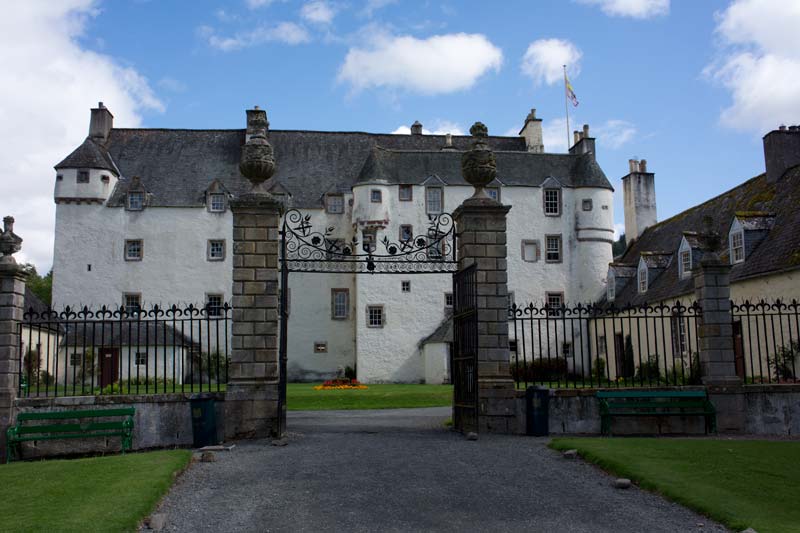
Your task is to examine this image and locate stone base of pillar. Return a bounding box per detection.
[478,377,517,434]
[707,386,745,433]
[224,383,280,440]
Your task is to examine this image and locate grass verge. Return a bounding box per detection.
[287,383,452,410]
[550,437,800,533]
[0,449,191,532]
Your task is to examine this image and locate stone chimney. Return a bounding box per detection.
[763,125,800,183]
[519,108,544,153]
[410,121,423,135]
[89,102,114,143]
[246,106,269,143]
[622,159,657,241]
[568,124,595,159]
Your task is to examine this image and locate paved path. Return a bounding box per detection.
[153,408,727,533]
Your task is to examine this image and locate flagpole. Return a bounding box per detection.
[563,65,570,152]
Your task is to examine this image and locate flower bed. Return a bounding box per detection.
[313,378,368,390]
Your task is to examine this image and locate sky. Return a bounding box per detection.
[1,0,799,272]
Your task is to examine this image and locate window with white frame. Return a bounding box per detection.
[206,294,223,317]
[367,305,384,327]
[544,189,560,216]
[127,191,144,211]
[426,187,443,214]
[135,353,147,366]
[545,235,562,263]
[123,293,142,315]
[399,225,413,242]
[326,194,344,214]
[331,289,349,319]
[77,170,90,183]
[209,193,226,212]
[546,292,563,316]
[671,315,688,355]
[445,292,454,308]
[680,250,692,278]
[70,353,81,366]
[370,189,382,203]
[208,240,225,261]
[125,240,143,261]
[598,335,607,356]
[486,187,500,201]
[362,229,376,253]
[399,185,413,201]
[401,280,410,293]
[521,240,540,262]
[562,342,573,358]
[638,266,648,293]
[731,231,745,264]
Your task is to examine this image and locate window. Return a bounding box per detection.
[399,185,413,201]
[70,353,81,366]
[362,229,376,253]
[521,240,540,262]
[426,187,443,214]
[562,342,573,358]
[427,237,443,260]
[638,266,648,293]
[731,231,745,264]
[135,353,147,366]
[445,292,454,308]
[125,240,143,261]
[123,293,142,316]
[56,174,63,181]
[598,335,607,356]
[486,187,500,201]
[671,315,688,356]
[208,240,225,261]
[582,199,593,211]
[546,292,564,316]
[127,191,144,211]
[77,170,90,183]
[209,193,226,212]
[544,189,561,216]
[401,280,410,293]
[101,175,110,183]
[331,289,349,320]
[607,278,615,301]
[206,294,223,317]
[680,250,692,278]
[545,235,562,263]
[370,189,382,203]
[367,305,384,328]
[314,342,328,353]
[326,194,344,214]
[399,225,413,242]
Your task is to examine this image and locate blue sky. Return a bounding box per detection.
[1,0,798,270]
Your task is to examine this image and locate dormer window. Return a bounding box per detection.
[326,194,344,214]
[486,187,500,201]
[679,250,692,278]
[638,265,648,293]
[127,192,144,211]
[607,274,615,300]
[209,193,226,213]
[730,230,745,264]
[544,188,561,216]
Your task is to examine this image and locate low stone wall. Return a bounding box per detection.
[514,385,800,436]
[13,392,225,459]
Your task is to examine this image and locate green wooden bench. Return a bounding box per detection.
[6,408,135,463]
[597,390,716,436]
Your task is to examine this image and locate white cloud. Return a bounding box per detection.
[0,0,163,272]
[613,223,625,240]
[301,1,336,25]
[521,38,581,86]
[362,0,397,17]
[542,118,571,153]
[201,21,311,51]
[594,119,637,149]
[391,120,464,135]
[705,0,800,132]
[576,0,669,19]
[245,0,285,8]
[158,77,187,93]
[338,33,503,95]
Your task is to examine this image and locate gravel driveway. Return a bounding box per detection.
[151,407,727,533]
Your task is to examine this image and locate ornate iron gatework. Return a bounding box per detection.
[452,264,478,434]
[281,209,457,274]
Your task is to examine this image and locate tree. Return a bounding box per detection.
[21,264,52,306]
[612,234,627,258]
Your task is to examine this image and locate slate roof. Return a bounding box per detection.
[420,315,453,346]
[60,127,613,209]
[23,288,50,316]
[54,137,118,174]
[612,166,800,306]
[63,321,197,346]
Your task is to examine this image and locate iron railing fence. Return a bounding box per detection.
[731,299,800,384]
[509,301,703,389]
[18,303,231,397]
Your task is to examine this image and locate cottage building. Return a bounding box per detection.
[50,104,615,383]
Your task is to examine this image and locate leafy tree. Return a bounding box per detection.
[612,233,627,258]
[21,263,52,306]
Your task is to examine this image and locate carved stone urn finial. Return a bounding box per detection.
[0,216,23,265]
[239,108,276,194]
[700,215,723,264]
[461,121,497,199]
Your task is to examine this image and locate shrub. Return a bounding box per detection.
[591,357,607,381]
[344,365,357,380]
[634,355,663,383]
[772,341,798,381]
[511,358,568,383]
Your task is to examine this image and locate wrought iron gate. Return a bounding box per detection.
[452,264,478,433]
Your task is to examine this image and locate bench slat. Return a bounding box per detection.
[16,408,135,421]
[597,390,707,399]
[605,401,710,410]
[18,421,129,435]
[12,431,126,443]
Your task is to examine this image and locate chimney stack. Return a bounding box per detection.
[622,159,657,241]
[569,124,596,159]
[763,125,800,183]
[89,102,114,143]
[519,108,544,153]
[410,121,423,135]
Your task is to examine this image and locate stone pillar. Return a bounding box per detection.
[0,216,25,458]
[224,107,284,440]
[694,260,740,386]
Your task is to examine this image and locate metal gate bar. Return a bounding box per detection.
[452,264,478,433]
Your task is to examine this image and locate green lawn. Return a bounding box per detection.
[550,438,800,533]
[287,383,453,410]
[0,450,191,532]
